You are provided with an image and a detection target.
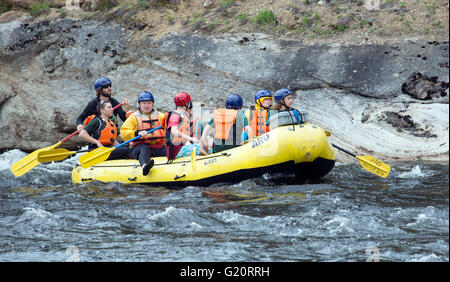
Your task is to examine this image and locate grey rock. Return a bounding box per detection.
[0,18,448,160]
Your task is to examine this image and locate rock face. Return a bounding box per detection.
[402,72,449,100]
[0,17,448,161]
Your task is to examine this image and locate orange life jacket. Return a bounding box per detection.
[130,111,166,147]
[249,107,269,137]
[85,116,118,147]
[83,114,97,127]
[213,108,238,140]
[125,110,135,119]
[98,119,118,146]
[165,111,191,146]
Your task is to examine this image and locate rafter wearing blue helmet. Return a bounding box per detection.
[273,88,294,110]
[120,91,166,176]
[200,94,252,155]
[76,77,129,132]
[268,88,302,126]
[245,89,273,138]
[254,89,273,110]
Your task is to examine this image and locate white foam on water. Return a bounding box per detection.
[215,210,250,223]
[411,253,441,262]
[187,222,203,230]
[146,206,209,230]
[20,207,60,227]
[148,206,184,220]
[398,165,431,178]
[0,149,27,171]
[324,215,355,234]
[406,206,438,227]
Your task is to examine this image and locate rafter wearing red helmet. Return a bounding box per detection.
[165,92,199,161]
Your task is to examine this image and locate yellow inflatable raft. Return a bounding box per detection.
[72,121,336,188]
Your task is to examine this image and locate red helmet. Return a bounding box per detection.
[174,92,191,106]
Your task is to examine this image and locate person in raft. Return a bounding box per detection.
[245,89,273,138]
[200,94,252,155]
[78,100,129,160]
[120,91,166,176]
[267,88,302,126]
[164,92,200,161]
[76,77,129,132]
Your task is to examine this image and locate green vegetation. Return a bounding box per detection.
[337,24,347,32]
[255,9,277,26]
[220,0,235,8]
[0,0,11,13]
[235,12,248,25]
[190,14,206,27]
[138,0,172,9]
[1,0,447,42]
[314,12,320,21]
[167,14,175,25]
[28,1,50,16]
[95,0,118,11]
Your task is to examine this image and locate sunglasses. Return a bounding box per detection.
[102,84,111,89]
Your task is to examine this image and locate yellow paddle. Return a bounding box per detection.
[10,131,79,177]
[10,102,125,177]
[37,148,90,163]
[332,144,391,178]
[79,126,163,169]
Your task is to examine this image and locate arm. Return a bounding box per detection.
[171,125,196,144]
[119,115,139,141]
[79,118,103,147]
[242,111,253,138]
[111,98,129,122]
[79,129,103,147]
[76,100,97,131]
[200,124,214,155]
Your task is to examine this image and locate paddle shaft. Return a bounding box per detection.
[332,143,390,178]
[52,102,124,143]
[79,126,163,168]
[117,126,163,148]
[332,143,356,158]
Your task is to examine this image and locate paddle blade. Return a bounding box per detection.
[37,148,76,163]
[10,151,40,177]
[79,147,113,168]
[356,155,391,178]
[10,142,61,177]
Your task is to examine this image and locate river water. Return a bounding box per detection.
[0,149,448,262]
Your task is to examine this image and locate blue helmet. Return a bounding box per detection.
[255,89,272,103]
[274,88,292,102]
[226,94,243,109]
[94,77,112,90]
[138,91,154,103]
